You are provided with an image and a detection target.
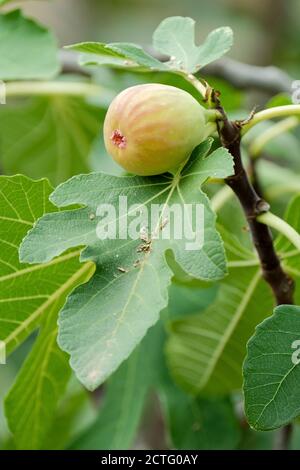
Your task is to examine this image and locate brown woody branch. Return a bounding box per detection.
[216,104,295,450]
[216,109,294,305]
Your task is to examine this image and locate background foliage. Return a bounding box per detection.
[1,0,300,451]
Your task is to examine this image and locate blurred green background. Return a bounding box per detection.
[1,0,300,451]
[8,0,299,73]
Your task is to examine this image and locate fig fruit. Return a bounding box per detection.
[103,83,207,176]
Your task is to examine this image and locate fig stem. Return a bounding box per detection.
[241,105,300,134]
[185,73,207,98]
[205,109,223,122]
[257,211,300,252]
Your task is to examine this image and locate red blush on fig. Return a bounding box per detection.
[110,129,127,149]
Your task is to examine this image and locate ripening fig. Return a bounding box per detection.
[103,83,208,176]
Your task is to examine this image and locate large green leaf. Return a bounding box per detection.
[153,17,233,73]
[67,41,167,72]
[0,175,94,354]
[69,17,233,76]
[71,324,163,450]
[166,266,273,395]
[166,192,300,396]
[244,305,300,430]
[5,301,71,450]
[243,196,300,430]
[0,97,102,185]
[20,140,233,390]
[0,9,59,80]
[166,226,271,394]
[0,175,94,448]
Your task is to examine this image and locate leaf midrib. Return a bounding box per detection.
[196,268,262,390]
[0,249,81,283]
[4,260,94,351]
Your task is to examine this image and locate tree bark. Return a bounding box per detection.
[218,116,294,305]
[217,111,294,450]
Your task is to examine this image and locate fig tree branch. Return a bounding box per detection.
[215,101,296,450]
[216,107,295,306]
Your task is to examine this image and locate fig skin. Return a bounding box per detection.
[103,83,207,176]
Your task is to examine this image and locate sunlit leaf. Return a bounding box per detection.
[153,17,233,73]
[244,305,300,430]
[67,41,167,72]
[0,10,59,80]
[0,175,94,354]
[20,140,233,390]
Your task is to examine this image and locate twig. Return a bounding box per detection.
[215,104,295,450]
[242,105,300,134]
[217,110,294,308]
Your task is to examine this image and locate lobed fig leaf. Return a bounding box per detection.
[66,41,167,71]
[20,140,234,390]
[153,17,233,73]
